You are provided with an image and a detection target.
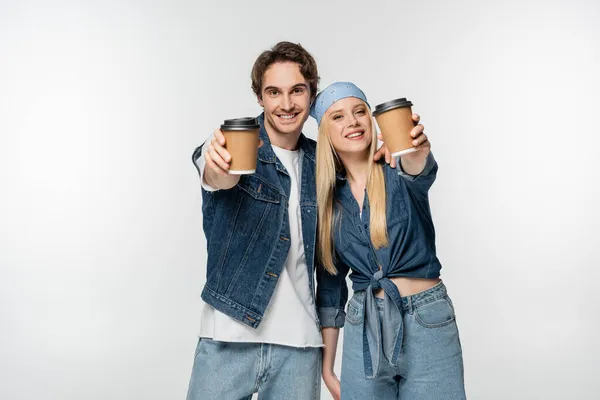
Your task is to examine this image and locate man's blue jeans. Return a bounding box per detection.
[186,338,321,400]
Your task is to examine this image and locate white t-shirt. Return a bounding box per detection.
[195,143,323,348]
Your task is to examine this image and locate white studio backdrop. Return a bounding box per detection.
[1,0,599,399]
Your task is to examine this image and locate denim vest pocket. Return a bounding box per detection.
[346,293,365,325]
[208,173,282,292]
[237,175,281,203]
[414,296,456,328]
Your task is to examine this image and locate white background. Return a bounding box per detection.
[1,0,599,399]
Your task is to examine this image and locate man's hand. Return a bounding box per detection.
[202,129,239,190]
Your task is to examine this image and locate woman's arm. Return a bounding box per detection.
[316,258,349,400]
[322,327,341,400]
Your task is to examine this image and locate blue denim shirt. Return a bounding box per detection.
[316,152,440,377]
[193,114,319,329]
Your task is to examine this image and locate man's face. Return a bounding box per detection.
[258,62,312,139]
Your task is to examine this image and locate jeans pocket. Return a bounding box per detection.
[345,294,365,325]
[414,296,456,328]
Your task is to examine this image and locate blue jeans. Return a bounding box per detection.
[340,282,466,399]
[186,339,321,400]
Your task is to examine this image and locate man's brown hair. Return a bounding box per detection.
[251,41,319,99]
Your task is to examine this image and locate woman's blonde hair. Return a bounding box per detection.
[316,104,388,274]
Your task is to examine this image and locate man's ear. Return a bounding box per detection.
[257,95,264,108]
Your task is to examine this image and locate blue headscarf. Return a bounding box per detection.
[310,82,370,126]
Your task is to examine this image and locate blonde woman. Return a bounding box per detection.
[312,82,465,399]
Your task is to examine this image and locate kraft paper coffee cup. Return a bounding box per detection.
[372,98,416,157]
[220,117,260,174]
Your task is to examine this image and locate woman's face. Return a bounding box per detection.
[323,97,373,157]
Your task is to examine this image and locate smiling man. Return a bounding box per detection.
[186,42,324,400]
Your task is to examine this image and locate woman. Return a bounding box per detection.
[312,82,465,399]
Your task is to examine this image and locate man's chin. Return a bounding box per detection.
[274,121,303,135]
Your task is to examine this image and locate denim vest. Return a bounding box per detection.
[192,114,318,329]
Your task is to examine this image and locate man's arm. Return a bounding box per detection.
[192,140,218,192]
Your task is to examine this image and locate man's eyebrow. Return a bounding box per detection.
[263,85,280,92]
[263,83,308,92]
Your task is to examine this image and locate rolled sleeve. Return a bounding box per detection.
[192,137,218,192]
[317,307,346,328]
[316,259,350,328]
[396,152,438,195]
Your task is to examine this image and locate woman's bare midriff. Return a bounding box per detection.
[374,277,441,298]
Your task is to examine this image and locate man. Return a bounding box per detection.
[187,41,324,400]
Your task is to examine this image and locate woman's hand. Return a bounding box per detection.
[374,113,424,169]
[322,370,341,400]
